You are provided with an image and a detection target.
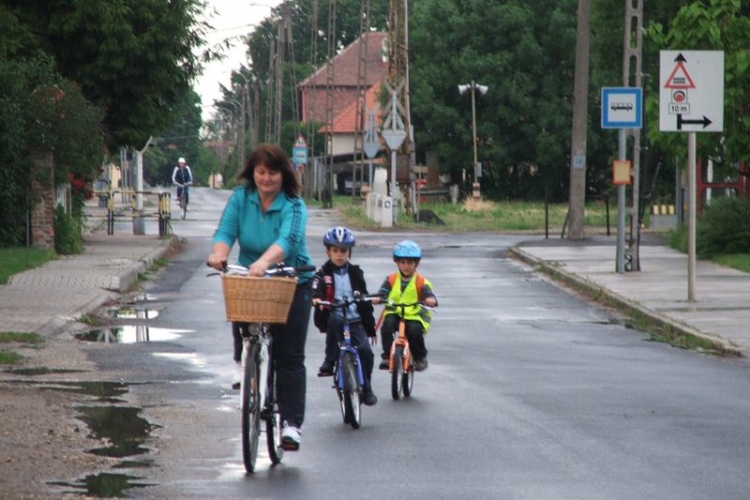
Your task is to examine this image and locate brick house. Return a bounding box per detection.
[298,31,389,161]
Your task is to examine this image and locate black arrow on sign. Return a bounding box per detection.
[677,114,712,130]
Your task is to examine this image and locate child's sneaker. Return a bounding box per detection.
[413,358,429,371]
[317,360,335,377]
[378,359,389,370]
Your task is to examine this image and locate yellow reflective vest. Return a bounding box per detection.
[384,273,433,333]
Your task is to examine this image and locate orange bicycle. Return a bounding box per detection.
[384,300,436,400]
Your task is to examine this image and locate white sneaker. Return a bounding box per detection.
[281,421,301,450]
[232,361,241,390]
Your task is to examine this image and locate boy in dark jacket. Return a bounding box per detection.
[311,227,378,406]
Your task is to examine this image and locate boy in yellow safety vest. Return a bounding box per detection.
[373,240,438,371]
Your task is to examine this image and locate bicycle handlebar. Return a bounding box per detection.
[384,299,437,313]
[207,262,315,278]
[315,293,380,309]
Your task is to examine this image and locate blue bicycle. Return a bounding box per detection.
[315,293,378,429]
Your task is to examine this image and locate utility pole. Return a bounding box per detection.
[387,0,413,215]
[567,0,590,240]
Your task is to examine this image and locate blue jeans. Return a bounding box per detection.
[231,281,312,428]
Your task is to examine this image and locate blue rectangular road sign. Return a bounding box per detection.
[601,87,643,129]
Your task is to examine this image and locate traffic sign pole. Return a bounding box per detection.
[659,50,724,301]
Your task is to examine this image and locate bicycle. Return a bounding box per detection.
[314,293,378,429]
[384,300,436,400]
[174,182,190,219]
[212,262,314,473]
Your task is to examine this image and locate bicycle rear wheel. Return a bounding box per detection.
[241,344,262,473]
[264,362,284,465]
[391,346,405,400]
[341,352,361,429]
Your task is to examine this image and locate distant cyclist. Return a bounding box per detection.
[171,157,193,208]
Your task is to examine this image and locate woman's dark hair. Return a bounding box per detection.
[236,143,301,197]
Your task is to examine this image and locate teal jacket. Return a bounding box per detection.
[213,187,314,283]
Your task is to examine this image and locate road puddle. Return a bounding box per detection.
[75,325,185,343]
[50,472,154,497]
[35,381,161,497]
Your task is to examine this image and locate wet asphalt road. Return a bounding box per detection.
[84,188,750,500]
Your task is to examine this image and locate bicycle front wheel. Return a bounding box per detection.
[241,344,262,473]
[341,352,361,429]
[265,362,284,464]
[391,346,405,400]
[179,196,187,219]
[402,350,415,398]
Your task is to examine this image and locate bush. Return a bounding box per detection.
[53,204,84,255]
[696,196,750,259]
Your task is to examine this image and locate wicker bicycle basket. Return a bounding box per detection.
[221,275,297,323]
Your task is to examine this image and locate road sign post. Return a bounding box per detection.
[659,50,724,301]
[601,88,642,274]
[292,135,308,170]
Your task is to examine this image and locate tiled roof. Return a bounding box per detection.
[321,83,383,133]
[299,31,389,88]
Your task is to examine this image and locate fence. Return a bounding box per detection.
[89,188,172,237]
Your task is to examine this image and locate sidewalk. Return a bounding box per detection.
[0,204,173,336]
[510,234,750,357]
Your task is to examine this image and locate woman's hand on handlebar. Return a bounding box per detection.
[207,253,227,271]
[424,297,437,307]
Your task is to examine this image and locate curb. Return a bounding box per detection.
[37,291,115,337]
[508,246,746,358]
[107,236,176,293]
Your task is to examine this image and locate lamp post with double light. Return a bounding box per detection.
[458,81,488,199]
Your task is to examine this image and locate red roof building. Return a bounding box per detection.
[299,31,389,157]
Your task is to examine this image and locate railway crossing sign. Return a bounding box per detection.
[292,135,308,167]
[659,51,724,133]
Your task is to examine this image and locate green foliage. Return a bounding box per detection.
[667,226,688,253]
[696,196,750,258]
[53,204,84,255]
[646,1,750,173]
[0,247,56,284]
[0,57,33,247]
[147,90,204,186]
[713,253,750,273]
[409,0,581,200]
[6,0,210,150]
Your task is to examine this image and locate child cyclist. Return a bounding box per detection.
[311,227,378,406]
[375,240,438,371]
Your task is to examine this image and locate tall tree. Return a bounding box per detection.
[647,0,750,175]
[4,0,212,150]
[410,0,579,200]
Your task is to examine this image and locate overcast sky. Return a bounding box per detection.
[196,0,283,120]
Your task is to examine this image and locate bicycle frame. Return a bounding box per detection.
[237,321,282,472]
[384,300,434,400]
[336,314,365,390]
[209,262,315,473]
[316,294,376,429]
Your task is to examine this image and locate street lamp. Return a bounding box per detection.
[458,81,488,199]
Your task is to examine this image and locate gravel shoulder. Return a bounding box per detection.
[0,326,121,499]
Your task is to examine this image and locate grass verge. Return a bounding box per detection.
[0,248,56,284]
[333,195,615,233]
[0,332,44,365]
